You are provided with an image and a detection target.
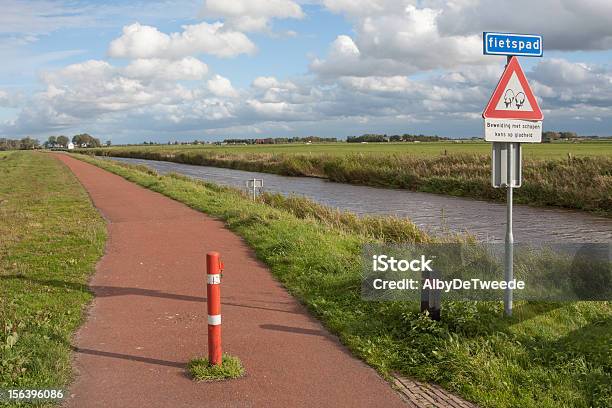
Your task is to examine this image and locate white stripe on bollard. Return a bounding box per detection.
[207,274,221,285]
[208,314,222,325]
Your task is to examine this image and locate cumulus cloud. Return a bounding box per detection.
[2,56,209,134]
[207,75,239,98]
[124,57,208,81]
[200,0,304,32]
[322,0,405,17]
[252,76,282,89]
[530,58,612,108]
[108,22,256,59]
[311,35,410,77]
[314,0,612,79]
[311,5,483,77]
[436,0,612,50]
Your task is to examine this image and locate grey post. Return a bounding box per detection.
[503,55,513,317]
[504,144,513,316]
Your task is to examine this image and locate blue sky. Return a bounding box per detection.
[1,0,611,143]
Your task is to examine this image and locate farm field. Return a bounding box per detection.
[100,140,612,159]
[0,152,106,393]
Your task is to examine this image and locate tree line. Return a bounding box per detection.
[542,131,578,143]
[44,133,105,148]
[222,136,338,145]
[0,133,108,151]
[0,137,40,150]
[346,134,448,143]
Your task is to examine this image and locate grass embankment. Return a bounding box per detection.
[74,153,611,408]
[0,152,106,399]
[83,144,612,216]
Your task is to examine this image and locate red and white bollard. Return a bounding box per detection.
[206,252,223,366]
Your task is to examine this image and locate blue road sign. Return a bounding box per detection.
[483,32,543,57]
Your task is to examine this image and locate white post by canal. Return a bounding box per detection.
[246,178,263,200]
[482,33,544,316]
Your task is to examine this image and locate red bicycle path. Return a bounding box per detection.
[54,154,408,408]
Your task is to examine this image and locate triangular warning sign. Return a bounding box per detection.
[483,56,543,120]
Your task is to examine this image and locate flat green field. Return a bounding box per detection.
[0,152,106,399]
[107,140,612,159]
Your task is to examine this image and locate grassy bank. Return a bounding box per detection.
[0,152,106,398]
[82,145,612,216]
[74,153,611,408]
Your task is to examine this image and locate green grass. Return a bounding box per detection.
[0,152,106,404]
[81,142,612,216]
[96,140,612,159]
[188,354,245,382]
[74,153,611,408]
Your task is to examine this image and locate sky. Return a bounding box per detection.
[0,0,611,144]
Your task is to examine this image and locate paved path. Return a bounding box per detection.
[54,154,408,408]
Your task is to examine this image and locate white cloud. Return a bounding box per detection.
[200,0,304,32]
[108,22,256,59]
[530,58,612,108]
[315,0,612,80]
[322,0,405,17]
[436,0,612,50]
[207,75,239,98]
[311,5,483,77]
[252,76,281,89]
[124,57,208,81]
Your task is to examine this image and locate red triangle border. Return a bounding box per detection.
[483,56,543,120]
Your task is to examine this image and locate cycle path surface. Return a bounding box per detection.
[54,154,409,408]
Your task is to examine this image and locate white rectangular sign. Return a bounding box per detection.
[247,179,263,188]
[484,118,542,143]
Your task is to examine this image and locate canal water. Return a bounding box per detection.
[107,157,611,243]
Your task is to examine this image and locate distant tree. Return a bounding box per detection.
[0,138,20,150]
[560,131,578,139]
[72,133,101,147]
[19,137,39,150]
[106,140,112,146]
[56,135,69,147]
[47,135,57,147]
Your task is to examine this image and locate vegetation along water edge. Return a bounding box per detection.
[81,144,612,216]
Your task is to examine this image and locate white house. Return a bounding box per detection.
[67,142,75,150]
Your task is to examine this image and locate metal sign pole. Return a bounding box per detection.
[503,55,513,317]
[504,144,513,316]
